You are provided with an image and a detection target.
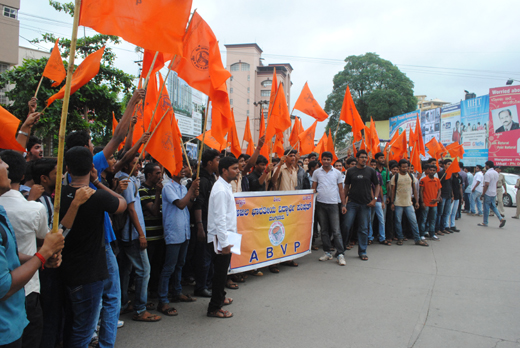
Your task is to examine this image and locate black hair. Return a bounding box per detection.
[0,150,26,184]
[356,149,368,158]
[388,159,398,167]
[498,109,512,117]
[272,157,281,164]
[398,159,409,167]
[346,157,357,165]
[370,159,377,164]
[238,154,250,161]
[390,163,399,170]
[93,146,104,155]
[21,160,34,185]
[308,153,317,158]
[284,149,297,156]
[423,164,430,171]
[374,152,384,159]
[444,159,452,166]
[26,135,42,152]
[485,160,494,168]
[458,161,464,169]
[31,158,57,185]
[476,164,483,170]
[334,160,343,166]
[65,146,93,176]
[321,151,333,160]
[144,162,160,180]
[201,149,221,168]
[65,130,90,151]
[438,160,444,166]
[256,155,268,165]
[219,156,239,175]
[308,160,320,172]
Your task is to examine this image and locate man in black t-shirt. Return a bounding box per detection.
[342,150,380,261]
[247,155,273,192]
[435,159,454,235]
[59,147,126,347]
[447,172,463,232]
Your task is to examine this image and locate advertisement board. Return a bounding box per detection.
[440,103,461,145]
[460,95,489,167]
[389,110,420,138]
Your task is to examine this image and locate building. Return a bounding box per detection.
[225,43,293,146]
[416,95,450,111]
[0,0,20,104]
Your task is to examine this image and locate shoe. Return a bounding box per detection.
[442,230,451,234]
[337,255,346,266]
[420,236,426,240]
[194,289,212,298]
[478,214,483,217]
[430,235,440,241]
[451,227,460,232]
[415,240,429,247]
[319,252,333,261]
[117,320,124,329]
[512,216,519,219]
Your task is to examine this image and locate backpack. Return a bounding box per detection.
[393,172,415,203]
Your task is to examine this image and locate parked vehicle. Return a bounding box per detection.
[502,173,519,207]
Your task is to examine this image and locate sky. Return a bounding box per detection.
[17,0,520,137]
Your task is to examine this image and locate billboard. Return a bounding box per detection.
[389,110,420,138]
[440,103,461,145]
[488,86,520,166]
[460,95,489,167]
[421,108,441,144]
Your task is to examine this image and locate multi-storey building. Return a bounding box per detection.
[0,0,20,104]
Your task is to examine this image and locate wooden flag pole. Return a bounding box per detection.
[180,138,193,174]
[333,118,341,147]
[145,57,176,133]
[128,107,171,177]
[196,96,211,178]
[34,75,44,99]
[51,0,81,233]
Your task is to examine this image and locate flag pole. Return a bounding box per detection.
[145,56,176,133]
[266,85,281,161]
[34,75,44,99]
[51,0,81,234]
[196,96,210,179]
[333,118,341,146]
[180,136,193,175]
[128,107,172,177]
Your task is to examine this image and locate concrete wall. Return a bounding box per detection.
[0,0,20,65]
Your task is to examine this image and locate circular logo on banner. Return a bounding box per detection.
[268,221,285,247]
[190,45,209,70]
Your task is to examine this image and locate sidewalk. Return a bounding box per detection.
[115,207,520,348]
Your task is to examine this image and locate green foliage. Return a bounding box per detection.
[325,53,416,149]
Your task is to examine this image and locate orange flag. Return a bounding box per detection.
[298,120,317,155]
[265,83,291,142]
[364,125,372,154]
[314,132,328,157]
[415,115,426,156]
[446,142,465,159]
[327,130,338,163]
[268,68,278,119]
[196,130,223,151]
[47,46,105,106]
[390,130,407,160]
[227,110,241,158]
[243,116,254,156]
[141,49,175,79]
[259,110,269,160]
[0,105,25,152]
[444,158,459,180]
[352,143,357,157]
[360,139,366,151]
[293,82,328,121]
[425,137,443,159]
[409,126,416,149]
[370,117,380,155]
[273,133,285,158]
[410,146,422,174]
[79,0,191,55]
[289,117,301,147]
[147,109,183,176]
[42,39,66,87]
[339,86,364,142]
[142,73,160,132]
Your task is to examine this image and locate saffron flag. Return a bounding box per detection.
[196,130,223,151]
[79,0,191,55]
[426,137,443,159]
[409,126,416,149]
[298,120,317,155]
[210,93,233,146]
[364,125,372,154]
[259,110,269,160]
[327,131,338,163]
[265,83,291,143]
[47,46,105,107]
[339,86,364,142]
[415,115,425,156]
[314,132,328,157]
[370,117,380,155]
[293,82,328,121]
[289,117,301,147]
[410,146,422,174]
[444,158,459,180]
[141,50,175,79]
[273,133,285,158]
[227,110,241,159]
[147,108,183,176]
[244,116,254,156]
[42,39,66,87]
[268,68,278,119]
[352,143,357,157]
[142,73,160,132]
[0,105,25,152]
[390,130,407,161]
[446,142,465,159]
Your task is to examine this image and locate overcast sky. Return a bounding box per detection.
[18,0,520,137]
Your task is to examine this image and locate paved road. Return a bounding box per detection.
[115,207,520,348]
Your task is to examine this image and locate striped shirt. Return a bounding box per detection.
[139,183,163,241]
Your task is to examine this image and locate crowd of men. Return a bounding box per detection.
[1,93,518,348]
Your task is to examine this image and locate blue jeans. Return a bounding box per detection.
[483,194,503,225]
[394,206,421,242]
[341,202,370,256]
[64,281,104,348]
[435,197,452,231]
[471,191,483,215]
[316,202,344,256]
[449,200,459,228]
[463,192,471,212]
[158,240,189,304]
[369,202,385,242]
[420,206,437,235]
[119,240,150,315]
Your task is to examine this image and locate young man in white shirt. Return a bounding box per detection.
[206,156,239,318]
[312,152,346,266]
[479,161,506,228]
[470,165,484,216]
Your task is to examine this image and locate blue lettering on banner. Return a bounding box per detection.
[266,247,273,259]
[294,241,300,252]
[249,250,259,263]
[280,243,288,255]
[236,209,249,217]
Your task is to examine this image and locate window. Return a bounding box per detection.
[0,63,9,74]
[241,63,250,71]
[261,90,270,97]
[261,80,272,88]
[230,63,240,71]
[230,76,233,81]
[231,62,250,72]
[230,87,233,94]
[247,75,250,81]
[247,99,250,105]
[3,6,17,19]
[247,110,249,116]
[262,103,269,110]
[230,99,233,105]
[247,87,250,93]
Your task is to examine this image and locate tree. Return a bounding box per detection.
[325,53,416,149]
[0,0,135,151]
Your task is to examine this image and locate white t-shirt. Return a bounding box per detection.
[312,167,343,204]
[484,168,499,197]
[471,172,484,193]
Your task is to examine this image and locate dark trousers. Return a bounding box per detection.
[194,240,213,292]
[146,238,165,293]
[0,338,22,348]
[207,243,231,313]
[39,268,64,348]
[22,292,42,348]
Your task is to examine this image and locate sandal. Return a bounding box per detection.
[146,302,156,311]
[269,265,280,273]
[415,240,429,247]
[283,260,298,267]
[359,254,368,261]
[223,297,233,306]
[368,240,373,245]
[403,238,408,241]
[207,309,233,318]
[133,311,163,321]
[231,275,246,283]
[397,239,404,246]
[225,280,239,290]
[385,240,392,246]
[247,269,264,276]
[171,294,197,302]
[311,245,319,250]
[345,245,353,250]
[379,240,390,245]
[120,301,133,315]
[157,303,177,317]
